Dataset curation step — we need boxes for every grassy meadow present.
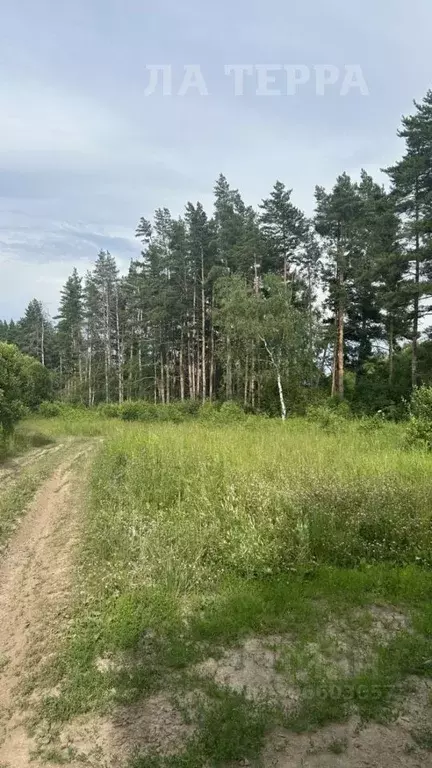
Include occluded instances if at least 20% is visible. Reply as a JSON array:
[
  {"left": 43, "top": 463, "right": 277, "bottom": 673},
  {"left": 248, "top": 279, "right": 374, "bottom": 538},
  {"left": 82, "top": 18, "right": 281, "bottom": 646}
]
[{"left": 20, "top": 411, "right": 432, "bottom": 765}]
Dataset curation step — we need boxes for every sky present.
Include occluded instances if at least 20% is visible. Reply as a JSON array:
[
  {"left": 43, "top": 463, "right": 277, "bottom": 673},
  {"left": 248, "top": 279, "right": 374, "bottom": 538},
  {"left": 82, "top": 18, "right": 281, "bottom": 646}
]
[{"left": 1, "top": 0, "right": 432, "bottom": 320}]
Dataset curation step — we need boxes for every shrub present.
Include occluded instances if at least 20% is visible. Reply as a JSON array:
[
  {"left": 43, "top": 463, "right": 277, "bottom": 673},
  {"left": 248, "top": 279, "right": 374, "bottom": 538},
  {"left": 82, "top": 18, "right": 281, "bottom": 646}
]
[
  {"left": 175, "top": 399, "right": 201, "bottom": 416},
  {"left": 405, "top": 417, "right": 432, "bottom": 450},
  {"left": 306, "top": 405, "right": 346, "bottom": 432},
  {"left": 120, "top": 402, "right": 149, "bottom": 421},
  {"left": 334, "top": 400, "right": 352, "bottom": 419},
  {"left": 155, "top": 404, "right": 185, "bottom": 423},
  {"left": 405, "top": 387, "right": 432, "bottom": 450},
  {"left": 38, "top": 401, "right": 62, "bottom": 418},
  {"left": 198, "top": 401, "right": 220, "bottom": 422},
  {"left": 218, "top": 401, "right": 246, "bottom": 422},
  {"left": 0, "top": 343, "right": 45, "bottom": 437},
  {"left": 97, "top": 403, "right": 121, "bottom": 419},
  {"left": 410, "top": 386, "right": 432, "bottom": 420},
  {"left": 357, "top": 412, "right": 385, "bottom": 432}
]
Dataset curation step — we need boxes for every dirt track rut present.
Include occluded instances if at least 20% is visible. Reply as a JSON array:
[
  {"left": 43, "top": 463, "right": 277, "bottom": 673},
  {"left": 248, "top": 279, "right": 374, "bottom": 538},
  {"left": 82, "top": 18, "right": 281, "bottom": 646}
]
[{"left": 0, "top": 446, "right": 91, "bottom": 767}]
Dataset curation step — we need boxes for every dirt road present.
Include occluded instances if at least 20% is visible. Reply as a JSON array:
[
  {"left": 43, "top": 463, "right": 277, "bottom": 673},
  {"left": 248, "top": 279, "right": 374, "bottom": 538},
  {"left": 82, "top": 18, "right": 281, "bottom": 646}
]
[{"left": 0, "top": 445, "right": 91, "bottom": 767}]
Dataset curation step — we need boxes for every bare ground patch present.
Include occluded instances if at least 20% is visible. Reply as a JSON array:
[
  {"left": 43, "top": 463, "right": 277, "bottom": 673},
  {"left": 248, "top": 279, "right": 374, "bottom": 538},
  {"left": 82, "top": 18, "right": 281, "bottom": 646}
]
[
  {"left": 195, "top": 635, "right": 299, "bottom": 707},
  {"left": 194, "top": 607, "right": 411, "bottom": 706},
  {"left": 262, "top": 679, "right": 432, "bottom": 767},
  {"left": 54, "top": 694, "right": 194, "bottom": 767}
]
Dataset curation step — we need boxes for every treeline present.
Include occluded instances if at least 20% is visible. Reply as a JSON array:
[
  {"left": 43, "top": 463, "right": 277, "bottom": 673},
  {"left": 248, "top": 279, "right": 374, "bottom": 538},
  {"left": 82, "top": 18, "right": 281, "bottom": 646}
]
[{"left": 3, "top": 90, "right": 432, "bottom": 417}]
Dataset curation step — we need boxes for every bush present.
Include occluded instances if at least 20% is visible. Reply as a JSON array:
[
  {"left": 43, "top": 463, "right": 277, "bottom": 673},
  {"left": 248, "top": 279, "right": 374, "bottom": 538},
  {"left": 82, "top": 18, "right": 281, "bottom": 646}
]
[
  {"left": 38, "top": 401, "right": 62, "bottom": 418},
  {"left": 334, "top": 400, "right": 352, "bottom": 419},
  {"left": 198, "top": 401, "right": 246, "bottom": 424},
  {"left": 410, "top": 386, "right": 432, "bottom": 420},
  {"left": 120, "top": 402, "right": 153, "bottom": 421},
  {"left": 155, "top": 404, "right": 185, "bottom": 423},
  {"left": 175, "top": 399, "right": 201, "bottom": 416},
  {"left": 218, "top": 401, "right": 246, "bottom": 422},
  {"left": 405, "top": 387, "right": 432, "bottom": 450},
  {"left": 357, "top": 412, "right": 385, "bottom": 432},
  {"left": 306, "top": 405, "right": 346, "bottom": 433},
  {"left": 198, "top": 401, "right": 220, "bottom": 422},
  {"left": 119, "top": 401, "right": 185, "bottom": 423},
  {"left": 0, "top": 343, "right": 51, "bottom": 439},
  {"left": 97, "top": 403, "right": 121, "bottom": 419},
  {"left": 405, "top": 417, "right": 432, "bottom": 450}
]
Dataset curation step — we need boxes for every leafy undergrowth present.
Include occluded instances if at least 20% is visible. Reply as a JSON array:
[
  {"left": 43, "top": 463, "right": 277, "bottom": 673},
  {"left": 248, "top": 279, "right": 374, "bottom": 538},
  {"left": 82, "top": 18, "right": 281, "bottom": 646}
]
[{"left": 29, "top": 418, "right": 432, "bottom": 766}]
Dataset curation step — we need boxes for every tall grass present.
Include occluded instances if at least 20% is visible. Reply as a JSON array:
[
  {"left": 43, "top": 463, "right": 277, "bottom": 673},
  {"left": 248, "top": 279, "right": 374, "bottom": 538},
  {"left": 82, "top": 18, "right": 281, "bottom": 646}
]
[
  {"left": 36, "top": 415, "right": 432, "bottom": 756},
  {"left": 84, "top": 419, "right": 432, "bottom": 596}
]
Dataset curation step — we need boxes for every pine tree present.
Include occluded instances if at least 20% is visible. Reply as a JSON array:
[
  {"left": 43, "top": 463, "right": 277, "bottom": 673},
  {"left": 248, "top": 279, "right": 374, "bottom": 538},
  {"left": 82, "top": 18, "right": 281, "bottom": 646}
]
[
  {"left": 315, "top": 174, "right": 362, "bottom": 400},
  {"left": 185, "top": 202, "right": 215, "bottom": 401},
  {"left": 384, "top": 91, "right": 432, "bottom": 388},
  {"left": 56, "top": 268, "right": 84, "bottom": 397},
  {"left": 19, "top": 299, "right": 51, "bottom": 367},
  {"left": 87, "top": 252, "right": 120, "bottom": 403},
  {"left": 260, "top": 181, "right": 307, "bottom": 285}
]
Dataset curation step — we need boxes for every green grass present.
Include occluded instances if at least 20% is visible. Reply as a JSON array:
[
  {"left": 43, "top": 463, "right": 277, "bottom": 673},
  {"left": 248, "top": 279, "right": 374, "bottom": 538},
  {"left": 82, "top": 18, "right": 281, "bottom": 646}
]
[
  {"left": 25, "top": 415, "right": 432, "bottom": 765},
  {"left": 0, "top": 424, "right": 54, "bottom": 462}
]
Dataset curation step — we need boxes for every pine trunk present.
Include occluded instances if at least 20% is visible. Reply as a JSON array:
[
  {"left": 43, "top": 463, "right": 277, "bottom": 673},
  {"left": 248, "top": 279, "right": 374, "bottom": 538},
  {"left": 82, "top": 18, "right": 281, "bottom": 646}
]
[
  {"left": 226, "top": 336, "right": 232, "bottom": 400},
  {"left": 128, "top": 343, "right": 133, "bottom": 400},
  {"left": 412, "top": 215, "right": 420, "bottom": 390},
  {"left": 179, "top": 329, "right": 185, "bottom": 401},
  {"left": 250, "top": 347, "right": 256, "bottom": 410},
  {"left": 160, "top": 350, "right": 165, "bottom": 403},
  {"left": 188, "top": 333, "right": 194, "bottom": 400},
  {"left": 201, "top": 248, "right": 206, "bottom": 403},
  {"left": 332, "top": 245, "right": 345, "bottom": 400},
  {"left": 209, "top": 315, "right": 215, "bottom": 402},
  {"left": 388, "top": 318, "right": 394, "bottom": 387},
  {"left": 244, "top": 354, "right": 249, "bottom": 407},
  {"left": 41, "top": 318, "right": 45, "bottom": 367},
  {"left": 116, "top": 290, "right": 123, "bottom": 404},
  {"left": 166, "top": 359, "right": 170, "bottom": 403},
  {"left": 87, "top": 342, "right": 92, "bottom": 407}
]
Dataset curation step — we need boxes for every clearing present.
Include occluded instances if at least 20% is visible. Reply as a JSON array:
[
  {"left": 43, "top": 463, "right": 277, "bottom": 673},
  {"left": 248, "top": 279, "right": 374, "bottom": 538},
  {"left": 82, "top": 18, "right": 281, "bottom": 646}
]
[{"left": 0, "top": 415, "right": 431, "bottom": 767}]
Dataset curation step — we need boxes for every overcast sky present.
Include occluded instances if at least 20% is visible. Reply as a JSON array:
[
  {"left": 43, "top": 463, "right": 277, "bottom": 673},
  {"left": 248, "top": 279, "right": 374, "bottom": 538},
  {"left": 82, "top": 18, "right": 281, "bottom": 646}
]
[{"left": 1, "top": 0, "right": 431, "bottom": 319}]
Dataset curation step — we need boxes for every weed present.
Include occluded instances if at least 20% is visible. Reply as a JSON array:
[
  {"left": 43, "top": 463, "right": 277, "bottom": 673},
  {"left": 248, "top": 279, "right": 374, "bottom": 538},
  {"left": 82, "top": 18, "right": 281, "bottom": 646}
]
[
  {"left": 411, "top": 728, "right": 432, "bottom": 750},
  {"left": 328, "top": 737, "right": 348, "bottom": 754}
]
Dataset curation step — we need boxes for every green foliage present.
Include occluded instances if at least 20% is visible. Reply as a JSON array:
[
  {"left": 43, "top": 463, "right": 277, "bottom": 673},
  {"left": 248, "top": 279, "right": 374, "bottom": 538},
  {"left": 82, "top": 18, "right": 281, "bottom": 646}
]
[
  {"left": 96, "top": 403, "right": 122, "bottom": 419},
  {"left": 120, "top": 401, "right": 158, "bottom": 421},
  {"left": 218, "top": 401, "right": 245, "bottom": 422},
  {"left": 120, "top": 402, "right": 186, "bottom": 423},
  {"left": 357, "top": 413, "right": 386, "bottom": 432},
  {"left": 0, "top": 343, "right": 51, "bottom": 440},
  {"left": 410, "top": 386, "right": 432, "bottom": 420},
  {"left": 405, "top": 387, "right": 432, "bottom": 449},
  {"left": 198, "top": 401, "right": 220, "bottom": 421},
  {"left": 405, "top": 417, "right": 432, "bottom": 450},
  {"left": 38, "top": 401, "right": 62, "bottom": 418},
  {"left": 306, "top": 404, "right": 347, "bottom": 432}
]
